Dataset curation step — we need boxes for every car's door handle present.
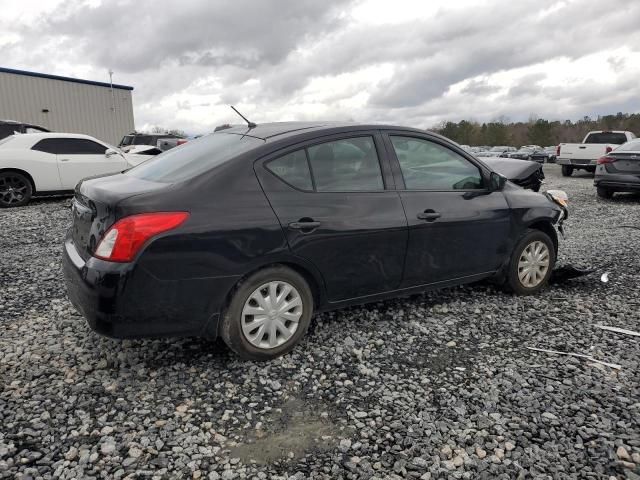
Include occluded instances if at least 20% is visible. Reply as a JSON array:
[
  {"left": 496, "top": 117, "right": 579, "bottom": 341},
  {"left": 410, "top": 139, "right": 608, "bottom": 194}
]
[
  {"left": 417, "top": 210, "right": 441, "bottom": 221},
  {"left": 289, "top": 220, "right": 321, "bottom": 230},
  {"left": 578, "top": 146, "right": 586, "bottom": 149},
  {"left": 60, "top": 158, "right": 70, "bottom": 162}
]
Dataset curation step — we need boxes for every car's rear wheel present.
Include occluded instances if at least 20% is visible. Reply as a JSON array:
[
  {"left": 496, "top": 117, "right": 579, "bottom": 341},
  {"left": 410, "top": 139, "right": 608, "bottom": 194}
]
[
  {"left": 506, "top": 229, "right": 555, "bottom": 295},
  {"left": 221, "top": 266, "right": 313, "bottom": 361},
  {"left": 0, "top": 171, "right": 32, "bottom": 208},
  {"left": 597, "top": 186, "right": 614, "bottom": 199},
  {"left": 561, "top": 165, "right": 573, "bottom": 177}
]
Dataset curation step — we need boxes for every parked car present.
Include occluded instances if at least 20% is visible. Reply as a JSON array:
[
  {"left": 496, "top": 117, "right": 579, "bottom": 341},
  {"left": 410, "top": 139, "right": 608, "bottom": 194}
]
[
  {"left": 557, "top": 131, "right": 636, "bottom": 176},
  {"left": 0, "top": 119, "right": 49, "bottom": 140},
  {"left": 0, "top": 133, "right": 130, "bottom": 207},
  {"left": 508, "top": 147, "right": 536, "bottom": 160},
  {"left": 594, "top": 138, "right": 640, "bottom": 198},
  {"left": 63, "top": 122, "right": 568, "bottom": 361},
  {"left": 543, "top": 146, "right": 557, "bottom": 163},
  {"left": 118, "top": 132, "right": 187, "bottom": 151},
  {"left": 479, "top": 157, "right": 545, "bottom": 191},
  {"left": 123, "top": 145, "right": 163, "bottom": 166},
  {"left": 527, "top": 149, "right": 555, "bottom": 164},
  {"left": 482, "top": 146, "right": 516, "bottom": 157}
]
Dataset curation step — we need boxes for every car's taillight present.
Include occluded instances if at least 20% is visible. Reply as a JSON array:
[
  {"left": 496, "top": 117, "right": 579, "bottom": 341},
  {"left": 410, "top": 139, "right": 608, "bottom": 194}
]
[
  {"left": 605, "top": 146, "right": 613, "bottom": 153},
  {"left": 597, "top": 156, "right": 615, "bottom": 165},
  {"left": 556, "top": 145, "right": 560, "bottom": 156},
  {"left": 94, "top": 212, "right": 189, "bottom": 262},
  {"left": 177, "top": 139, "right": 188, "bottom": 146}
]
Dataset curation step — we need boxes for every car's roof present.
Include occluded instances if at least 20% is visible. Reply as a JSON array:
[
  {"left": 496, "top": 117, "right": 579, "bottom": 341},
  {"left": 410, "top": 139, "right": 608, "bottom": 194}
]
[
  {"left": 15, "top": 132, "right": 100, "bottom": 140},
  {"left": 0, "top": 132, "right": 108, "bottom": 149},
  {"left": 217, "top": 121, "right": 428, "bottom": 141},
  {"left": 0, "top": 119, "right": 46, "bottom": 128}
]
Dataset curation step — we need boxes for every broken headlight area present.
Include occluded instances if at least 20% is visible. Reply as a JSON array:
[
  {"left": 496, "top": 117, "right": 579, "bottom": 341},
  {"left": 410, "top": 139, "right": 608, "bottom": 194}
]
[{"left": 545, "top": 189, "right": 569, "bottom": 236}]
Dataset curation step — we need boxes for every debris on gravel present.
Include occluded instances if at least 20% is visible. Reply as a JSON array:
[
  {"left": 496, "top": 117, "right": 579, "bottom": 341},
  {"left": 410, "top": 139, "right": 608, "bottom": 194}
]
[{"left": 1, "top": 167, "right": 639, "bottom": 479}]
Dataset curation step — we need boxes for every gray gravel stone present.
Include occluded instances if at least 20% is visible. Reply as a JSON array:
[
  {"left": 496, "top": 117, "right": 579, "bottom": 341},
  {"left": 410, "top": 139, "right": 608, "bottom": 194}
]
[{"left": 1, "top": 166, "right": 639, "bottom": 479}]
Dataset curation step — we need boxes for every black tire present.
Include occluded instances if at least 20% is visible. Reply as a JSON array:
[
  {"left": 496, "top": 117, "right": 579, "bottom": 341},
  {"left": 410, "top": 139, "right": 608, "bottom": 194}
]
[
  {"left": 220, "top": 265, "right": 313, "bottom": 361},
  {"left": 561, "top": 165, "right": 573, "bottom": 177},
  {"left": 597, "top": 187, "right": 613, "bottom": 199},
  {"left": 505, "top": 229, "right": 556, "bottom": 295},
  {"left": 0, "top": 171, "right": 33, "bottom": 208}
]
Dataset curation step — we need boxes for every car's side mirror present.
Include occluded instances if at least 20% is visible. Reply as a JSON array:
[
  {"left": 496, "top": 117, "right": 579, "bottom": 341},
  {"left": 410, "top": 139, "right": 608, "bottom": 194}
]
[
  {"left": 105, "top": 149, "right": 119, "bottom": 157},
  {"left": 489, "top": 171, "right": 507, "bottom": 191}
]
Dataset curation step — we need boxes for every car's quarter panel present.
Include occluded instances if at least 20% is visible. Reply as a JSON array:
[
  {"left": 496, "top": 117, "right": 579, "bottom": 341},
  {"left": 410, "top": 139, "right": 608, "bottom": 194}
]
[
  {"left": 58, "top": 154, "right": 125, "bottom": 189},
  {"left": 0, "top": 148, "right": 63, "bottom": 191},
  {"left": 255, "top": 132, "right": 408, "bottom": 302},
  {"left": 66, "top": 153, "right": 291, "bottom": 338}
]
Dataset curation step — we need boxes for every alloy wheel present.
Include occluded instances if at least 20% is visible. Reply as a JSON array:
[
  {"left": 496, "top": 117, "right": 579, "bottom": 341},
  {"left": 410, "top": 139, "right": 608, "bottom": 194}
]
[
  {"left": 0, "top": 174, "right": 28, "bottom": 206},
  {"left": 517, "top": 240, "right": 550, "bottom": 288},
  {"left": 241, "top": 281, "right": 303, "bottom": 349}
]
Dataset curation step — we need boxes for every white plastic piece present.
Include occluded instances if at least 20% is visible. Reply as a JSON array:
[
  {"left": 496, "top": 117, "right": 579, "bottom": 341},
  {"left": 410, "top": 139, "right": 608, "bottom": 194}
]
[
  {"left": 596, "top": 325, "right": 640, "bottom": 337},
  {"left": 526, "top": 346, "right": 621, "bottom": 370}
]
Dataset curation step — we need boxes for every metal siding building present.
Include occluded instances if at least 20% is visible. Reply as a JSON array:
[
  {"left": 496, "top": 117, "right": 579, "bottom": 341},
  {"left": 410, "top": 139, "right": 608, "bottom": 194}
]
[{"left": 0, "top": 67, "right": 134, "bottom": 145}]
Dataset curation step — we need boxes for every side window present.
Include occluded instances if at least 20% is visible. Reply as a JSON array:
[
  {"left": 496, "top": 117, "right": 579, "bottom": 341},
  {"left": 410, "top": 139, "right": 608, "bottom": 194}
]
[
  {"left": 65, "top": 139, "right": 108, "bottom": 155},
  {"left": 307, "top": 136, "right": 383, "bottom": 191},
  {"left": 266, "top": 150, "right": 313, "bottom": 191},
  {"left": 390, "top": 136, "right": 484, "bottom": 190},
  {"left": 32, "top": 138, "right": 107, "bottom": 155},
  {"left": 31, "top": 139, "right": 61, "bottom": 154}
]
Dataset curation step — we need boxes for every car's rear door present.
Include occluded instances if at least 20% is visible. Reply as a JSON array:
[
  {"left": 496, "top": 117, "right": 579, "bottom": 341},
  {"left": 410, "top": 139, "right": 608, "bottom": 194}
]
[
  {"left": 383, "top": 132, "right": 512, "bottom": 287},
  {"left": 255, "top": 132, "right": 408, "bottom": 302},
  {"left": 54, "top": 138, "right": 128, "bottom": 189}
]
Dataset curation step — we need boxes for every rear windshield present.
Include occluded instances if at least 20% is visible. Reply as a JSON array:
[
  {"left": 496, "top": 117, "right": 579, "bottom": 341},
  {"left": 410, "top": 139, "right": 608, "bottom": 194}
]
[
  {"left": 584, "top": 132, "right": 627, "bottom": 144},
  {"left": 125, "top": 133, "right": 264, "bottom": 183},
  {"left": 615, "top": 139, "right": 640, "bottom": 152}
]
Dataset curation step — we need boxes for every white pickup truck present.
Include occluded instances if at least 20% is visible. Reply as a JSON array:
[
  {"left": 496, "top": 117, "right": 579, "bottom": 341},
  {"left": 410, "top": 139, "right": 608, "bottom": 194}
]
[{"left": 556, "top": 130, "right": 636, "bottom": 176}]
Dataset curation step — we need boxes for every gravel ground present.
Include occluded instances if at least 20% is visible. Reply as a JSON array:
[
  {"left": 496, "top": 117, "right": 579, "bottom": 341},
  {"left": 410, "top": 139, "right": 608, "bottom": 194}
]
[{"left": 1, "top": 164, "right": 639, "bottom": 480}]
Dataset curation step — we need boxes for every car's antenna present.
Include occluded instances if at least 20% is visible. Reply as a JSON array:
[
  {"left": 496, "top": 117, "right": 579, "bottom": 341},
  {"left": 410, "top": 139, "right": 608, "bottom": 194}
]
[{"left": 230, "top": 106, "right": 257, "bottom": 128}]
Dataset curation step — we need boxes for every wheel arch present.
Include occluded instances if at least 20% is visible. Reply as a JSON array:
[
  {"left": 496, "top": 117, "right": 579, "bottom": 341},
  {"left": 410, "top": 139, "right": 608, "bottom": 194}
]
[
  {"left": 0, "top": 168, "right": 37, "bottom": 194},
  {"left": 215, "top": 258, "right": 327, "bottom": 336},
  {"left": 526, "top": 220, "right": 558, "bottom": 259}
]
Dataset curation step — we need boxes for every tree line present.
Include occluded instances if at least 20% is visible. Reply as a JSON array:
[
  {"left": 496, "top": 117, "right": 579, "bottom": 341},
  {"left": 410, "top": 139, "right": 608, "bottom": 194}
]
[{"left": 431, "top": 112, "right": 640, "bottom": 147}]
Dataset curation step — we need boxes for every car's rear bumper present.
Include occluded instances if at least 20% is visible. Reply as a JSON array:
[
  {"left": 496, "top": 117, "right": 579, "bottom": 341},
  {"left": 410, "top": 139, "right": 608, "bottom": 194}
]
[
  {"left": 62, "top": 233, "right": 236, "bottom": 339},
  {"left": 594, "top": 174, "right": 640, "bottom": 192},
  {"left": 557, "top": 157, "right": 596, "bottom": 166}
]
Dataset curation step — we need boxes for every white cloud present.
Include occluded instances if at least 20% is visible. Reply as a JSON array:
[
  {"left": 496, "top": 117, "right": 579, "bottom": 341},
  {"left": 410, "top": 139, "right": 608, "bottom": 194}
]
[{"left": 0, "top": 0, "right": 638, "bottom": 133}]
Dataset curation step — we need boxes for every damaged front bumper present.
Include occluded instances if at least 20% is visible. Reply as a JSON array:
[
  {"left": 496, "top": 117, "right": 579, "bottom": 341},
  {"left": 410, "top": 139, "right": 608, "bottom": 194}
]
[{"left": 545, "top": 189, "right": 569, "bottom": 238}]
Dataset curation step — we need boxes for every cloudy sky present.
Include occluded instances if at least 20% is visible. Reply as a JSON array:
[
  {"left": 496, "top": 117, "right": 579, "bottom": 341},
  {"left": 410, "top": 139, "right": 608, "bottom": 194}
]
[{"left": 1, "top": 0, "right": 639, "bottom": 133}]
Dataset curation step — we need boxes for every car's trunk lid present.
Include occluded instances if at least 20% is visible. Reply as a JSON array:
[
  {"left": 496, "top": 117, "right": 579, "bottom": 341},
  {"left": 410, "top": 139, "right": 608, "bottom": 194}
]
[
  {"left": 70, "top": 173, "right": 168, "bottom": 260},
  {"left": 608, "top": 152, "right": 640, "bottom": 174}
]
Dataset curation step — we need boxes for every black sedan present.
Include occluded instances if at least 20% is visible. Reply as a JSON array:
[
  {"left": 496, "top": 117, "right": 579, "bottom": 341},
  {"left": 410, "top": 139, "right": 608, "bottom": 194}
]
[{"left": 63, "top": 122, "right": 567, "bottom": 360}]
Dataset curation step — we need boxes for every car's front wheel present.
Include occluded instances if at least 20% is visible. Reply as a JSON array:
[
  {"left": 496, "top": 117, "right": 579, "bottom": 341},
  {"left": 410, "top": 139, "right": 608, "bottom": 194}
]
[
  {"left": 0, "top": 171, "right": 33, "bottom": 208},
  {"left": 506, "top": 229, "right": 555, "bottom": 295},
  {"left": 221, "top": 265, "right": 313, "bottom": 361},
  {"left": 561, "top": 165, "right": 573, "bottom": 177}
]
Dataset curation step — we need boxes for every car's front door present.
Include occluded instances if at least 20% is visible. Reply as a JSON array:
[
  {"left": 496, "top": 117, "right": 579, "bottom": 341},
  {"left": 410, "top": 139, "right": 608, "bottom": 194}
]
[
  {"left": 384, "top": 133, "right": 512, "bottom": 287},
  {"left": 256, "top": 133, "right": 408, "bottom": 302},
  {"left": 51, "top": 138, "right": 127, "bottom": 189}
]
